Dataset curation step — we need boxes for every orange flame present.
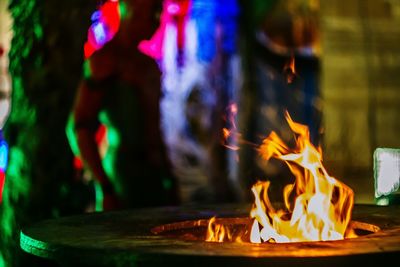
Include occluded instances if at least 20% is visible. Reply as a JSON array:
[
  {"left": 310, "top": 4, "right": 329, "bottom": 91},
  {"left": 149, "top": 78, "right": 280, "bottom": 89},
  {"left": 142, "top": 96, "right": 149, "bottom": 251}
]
[
  {"left": 205, "top": 217, "right": 246, "bottom": 243},
  {"left": 252, "top": 111, "right": 355, "bottom": 242},
  {"left": 222, "top": 128, "right": 240, "bottom": 151},
  {"left": 207, "top": 111, "right": 356, "bottom": 243},
  {"left": 284, "top": 56, "right": 297, "bottom": 84},
  {"left": 206, "top": 217, "right": 230, "bottom": 242}
]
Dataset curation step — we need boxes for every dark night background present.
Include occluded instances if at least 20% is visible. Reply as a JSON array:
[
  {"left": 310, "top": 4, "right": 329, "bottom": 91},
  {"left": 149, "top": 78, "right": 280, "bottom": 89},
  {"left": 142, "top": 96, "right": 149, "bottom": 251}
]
[{"left": 0, "top": 0, "right": 399, "bottom": 266}]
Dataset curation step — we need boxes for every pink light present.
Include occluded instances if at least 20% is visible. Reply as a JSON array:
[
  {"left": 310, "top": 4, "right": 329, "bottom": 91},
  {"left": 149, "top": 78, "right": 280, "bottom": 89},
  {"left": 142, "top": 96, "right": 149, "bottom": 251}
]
[
  {"left": 138, "top": 0, "right": 191, "bottom": 61},
  {"left": 167, "top": 3, "right": 180, "bottom": 15}
]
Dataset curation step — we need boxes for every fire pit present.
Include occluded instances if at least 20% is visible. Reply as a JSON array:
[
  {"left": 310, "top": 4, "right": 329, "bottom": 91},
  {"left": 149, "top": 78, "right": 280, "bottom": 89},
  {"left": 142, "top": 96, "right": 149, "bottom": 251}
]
[
  {"left": 20, "top": 113, "right": 400, "bottom": 266},
  {"left": 151, "top": 214, "right": 379, "bottom": 243},
  {"left": 20, "top": 203, "right": 400, "bottom": 267}
]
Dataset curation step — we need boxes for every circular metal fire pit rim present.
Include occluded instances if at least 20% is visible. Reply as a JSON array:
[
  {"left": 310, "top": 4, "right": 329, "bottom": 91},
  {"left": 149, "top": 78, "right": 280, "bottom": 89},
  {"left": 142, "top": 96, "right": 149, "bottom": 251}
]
[
  {"left": 19, "top": 204, "right": 400, "bottom": 265},
  {"left": 20, "top": 226, "right": 400, "bottom": 261},
  {"left": 151, "top": 217, "right": 381, "bottom": 236},
  {"left": 145, "top": 219, "right": 400, "bottom": 257}
]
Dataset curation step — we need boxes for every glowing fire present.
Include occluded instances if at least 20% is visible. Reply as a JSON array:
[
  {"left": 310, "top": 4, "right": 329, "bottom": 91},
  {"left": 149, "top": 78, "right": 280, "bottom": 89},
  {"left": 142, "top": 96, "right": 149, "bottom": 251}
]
[
  {"left": 207, "top": 112, "right": 356, "bottom": 243},
  {"left": 206, "top": 217, "right": 230, "bottom": 242},
  {"left": 284, "top": 56, "right": 297, "bottom": 84}
]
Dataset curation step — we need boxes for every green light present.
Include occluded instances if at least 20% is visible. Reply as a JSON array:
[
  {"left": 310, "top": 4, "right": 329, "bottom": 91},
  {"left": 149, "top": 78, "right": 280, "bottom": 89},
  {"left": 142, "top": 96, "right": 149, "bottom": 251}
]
[
  {"left": 163, "top": 178, "right": 172, "bottom": 190},
  {"left": 119, "top": 1, "right": 128, "bottom": 20},
  {"left": 0, "top": 252, "right": 5, "bottom": 267},
  {"left": 1, "top": 190, "right": 14, "bottom": 238},
  {"left": 20, "top": 230, "right": 51, "bottom": 256},
  {"left": 2, "top": 0, "right": 51, "bottom": 265},
  {"left": 94, "top": 180, "right": 104, "bottom": 212},
  {"left": 83, "top": 59, "right": 92, "bottom": 80},
  {"left": 376, "top": 197, "right": 389, "bottom": 206},
  {"left": 104, "top": 125, "right": 120, "bottom": 147},
  {"left": 5, "top": 148, "right": 32, "bottom": 202},
  {"left": 26, "top": 0, "right": 34, "bottom": 13},
  {"left": 33, "top": 22, "right": 43, "bottom": 39},
  {"left": 7, "top": 77, "right": 37, "bottom": 123},
  {"left": 99, "top": 111, "right": 120, "bottom": 194},
  {"left": 65, "top": 114, "right": 80, "bottom": 157}
]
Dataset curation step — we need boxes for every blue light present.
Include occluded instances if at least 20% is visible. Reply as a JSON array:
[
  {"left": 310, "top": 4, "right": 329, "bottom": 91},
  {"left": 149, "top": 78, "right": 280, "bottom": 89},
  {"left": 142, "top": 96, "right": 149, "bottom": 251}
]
[
  {"left": 216, "top": 0, "right": 239, "bottom": 55},
  {"left": 191, "top": 0, "right": 240, "bottom": 62},
  {"left": 191, "top": 0, "right": 217, "bottom": 63},
  {"left": 0, "top": 140, "right": 8, "bottom": 171},
  {"left": 91, "top": 10, "right": 102, "bottom": 22},
  {"left": 92, "top": 22, "right": 108, "bottom": 46}
]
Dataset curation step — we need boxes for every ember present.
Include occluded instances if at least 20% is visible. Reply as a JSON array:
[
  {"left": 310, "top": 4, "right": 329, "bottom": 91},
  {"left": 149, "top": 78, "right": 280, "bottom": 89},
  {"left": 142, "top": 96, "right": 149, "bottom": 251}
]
[{"left": 207, "top": 112, "right": 356, "bottom": 243}]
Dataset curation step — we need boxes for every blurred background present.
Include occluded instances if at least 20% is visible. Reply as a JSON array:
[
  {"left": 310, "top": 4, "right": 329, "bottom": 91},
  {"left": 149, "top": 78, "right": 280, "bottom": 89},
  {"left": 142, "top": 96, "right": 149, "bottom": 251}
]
[
  {"left": 320, "top": 0, "right": 400, "bottom": 204},
  {"left": 0, "top": 0, "right": 400, "bottom": 266}
]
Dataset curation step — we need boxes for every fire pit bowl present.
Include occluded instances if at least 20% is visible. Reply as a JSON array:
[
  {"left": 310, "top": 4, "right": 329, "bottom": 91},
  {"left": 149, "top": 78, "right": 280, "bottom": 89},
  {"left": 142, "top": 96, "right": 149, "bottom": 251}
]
[{"left": 20, "top": 204, "right": 400, "bottom": 267}]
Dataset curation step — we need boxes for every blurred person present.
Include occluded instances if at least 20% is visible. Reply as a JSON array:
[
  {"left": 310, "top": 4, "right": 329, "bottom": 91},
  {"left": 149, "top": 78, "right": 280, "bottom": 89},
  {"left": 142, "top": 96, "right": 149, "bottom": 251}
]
[{"left": 70, "top": 0, "right": 179, "bottom": 210}]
